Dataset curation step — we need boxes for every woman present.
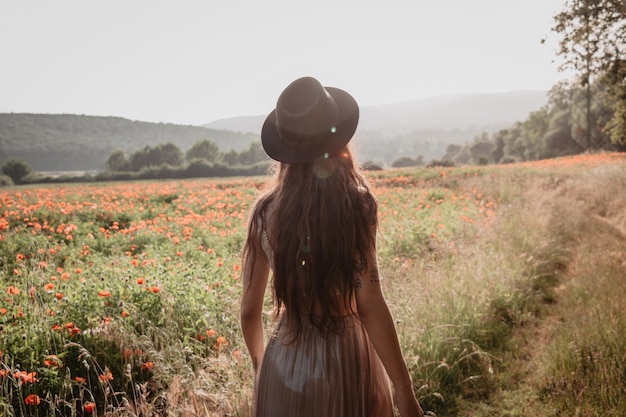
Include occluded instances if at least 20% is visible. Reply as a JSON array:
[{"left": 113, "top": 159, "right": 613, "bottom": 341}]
[{"left": 241, "top": 77, "right": 424, "bottom": 417}]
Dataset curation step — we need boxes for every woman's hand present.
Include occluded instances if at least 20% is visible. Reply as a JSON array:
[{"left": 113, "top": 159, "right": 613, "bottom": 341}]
[{"left": 396, "top": 386, "right": 424, "bottom": 417}]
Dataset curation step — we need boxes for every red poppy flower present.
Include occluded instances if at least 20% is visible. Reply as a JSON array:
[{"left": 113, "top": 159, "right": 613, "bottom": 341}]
[
  {"left": 84, "top": 402, "right": 96, "bottom": 413},
  {"left": 44, "top": 355, "right": 62, "bottom": 367},
  {"left": 99, "top": 371, "right": 113, "bottom": 382},
  {"left": 25, "top": 394, "right": 41, "bottom": 406},
  {"left": 15, "top": 371, "right": 38, "bottom": 384}
]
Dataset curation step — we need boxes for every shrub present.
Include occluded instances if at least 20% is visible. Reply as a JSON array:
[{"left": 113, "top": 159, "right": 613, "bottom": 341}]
[
  {"left": 0, "top": 174, "right": 14, "bottom": 187},
  {"left": 392, "top": 157, "right": 419, "bottom": 168},
  {"left": 1, "top": 158, "right": 33, "bottom": 184},
  {"left": 427, "top": 159, "right": 455, "bottom": 168},
  {"left": 361, "top": 160, "right": 383, "bottom": 171}
]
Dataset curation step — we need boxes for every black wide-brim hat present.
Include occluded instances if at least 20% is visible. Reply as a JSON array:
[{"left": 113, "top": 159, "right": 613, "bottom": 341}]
[{"left": 261, "top": 77, "right": 359, "bottom": 164}]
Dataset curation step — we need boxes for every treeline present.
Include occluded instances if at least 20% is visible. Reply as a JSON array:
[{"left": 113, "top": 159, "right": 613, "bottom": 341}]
[
  {"left": 99, "top": 139, "right": 270, "bottom": 181},
  {"left": 442, "top": 81, "right": 626, "bottom": 165},
  {"left": 356, "top": 126, "right": 499, "bottom": 168},
  {"left": 104, "top": 139, "right": 267, "bottom": 172},
  {"left": 0, "top": 140, "right": 271, "bottom": 186}
]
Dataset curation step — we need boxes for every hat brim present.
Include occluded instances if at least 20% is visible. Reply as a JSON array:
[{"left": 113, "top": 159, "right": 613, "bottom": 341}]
[{"left": 261, "top": 86, "right": 359, "bottom": 164}]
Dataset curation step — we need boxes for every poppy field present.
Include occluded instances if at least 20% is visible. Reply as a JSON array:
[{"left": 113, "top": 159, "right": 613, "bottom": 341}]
[{"left": 2, "top": 152, "right": 625, "bottom": 416}]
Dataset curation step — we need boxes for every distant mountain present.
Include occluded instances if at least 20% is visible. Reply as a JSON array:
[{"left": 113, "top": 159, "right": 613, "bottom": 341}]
[
  {"left": 204, "top": 115, "right": 267, "bottom": 135},
  {"left": 204, "top": 91, "right": 548, "bottom": 166},
  {"left": 204, "top": 91, "right": 548, "bottom": 135}
]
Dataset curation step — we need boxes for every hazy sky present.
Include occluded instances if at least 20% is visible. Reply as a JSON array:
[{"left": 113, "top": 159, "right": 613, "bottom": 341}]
[{"left": 1, "top": 0, "right": 572, "bottom": 126}]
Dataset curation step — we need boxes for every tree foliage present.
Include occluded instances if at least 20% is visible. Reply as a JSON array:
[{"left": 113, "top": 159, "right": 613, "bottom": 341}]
[
  {"left": 236, "top": 142, "right": 267, "bottom": 166},
  {"left": 552, "top": 0, "right": 625, "bottom": 77},
  {"left": 391, "top": 157, "right": 419, "bottom": 168},
  {"left": 1, "top": 158, "right": 33, "bottom": 184},
  {"left": 103, "top": 140, "right": 270, "bottom": 178},
  {"left": 157, "top": 142, "right": 184, "bottom": 167},
  {"left": 130, "top": 143, "right": 183, "bottom": 171},
  {"left": 551, "top": 0, "right": 626, "bottom": 144},
  {"left": 105, "top": 149, "right": 131, "bottom": 172},
  {"left": 186, "top": 139, "right": 220, "bottom": 163},
  {"left": 445, "top": 81, "right": 626, "bottom": 165}
]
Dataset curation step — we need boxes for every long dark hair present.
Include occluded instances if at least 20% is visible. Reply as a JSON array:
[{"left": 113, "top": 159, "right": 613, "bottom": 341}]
[{"left": 243, "top": 147, "right": 377, "bottom": 339}]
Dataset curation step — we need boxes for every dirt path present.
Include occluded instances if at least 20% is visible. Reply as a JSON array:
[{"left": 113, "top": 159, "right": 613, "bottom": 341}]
[{"left": 454, "top": 174, "right": 626, "bottom": 417}]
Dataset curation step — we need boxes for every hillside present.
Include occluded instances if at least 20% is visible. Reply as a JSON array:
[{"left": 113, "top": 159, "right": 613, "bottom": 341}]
[
  {"left": 0, "top": 114, "right": 259, "bottom": 171},
  {"left": 0, "top": 91, "right": 547, "bottom": 171}
]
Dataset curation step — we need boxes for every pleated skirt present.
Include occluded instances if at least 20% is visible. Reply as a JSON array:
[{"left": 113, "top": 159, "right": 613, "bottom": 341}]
[{"left": 254, "top": 314, "right": 393, "bottom": 417}]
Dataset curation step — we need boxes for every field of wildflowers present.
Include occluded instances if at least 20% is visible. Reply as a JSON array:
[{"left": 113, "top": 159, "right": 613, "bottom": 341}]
[{"left": 1, "top": 152, "right": 625, "bottom": 416}]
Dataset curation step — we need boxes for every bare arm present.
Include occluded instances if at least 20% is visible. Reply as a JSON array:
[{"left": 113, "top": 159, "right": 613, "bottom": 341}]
[
  {"left": 240, "top": 232, "right": 270, "bottom": 373},
  {"left": 356, "top": 227, "right": 424, "bottom": 417}
]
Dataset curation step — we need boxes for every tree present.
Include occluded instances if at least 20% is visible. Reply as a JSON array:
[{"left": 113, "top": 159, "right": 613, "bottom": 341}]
[
  {"left": 491, "top": 131, "right": 506, "bottom": 163},
  {"left": 601, "top": 59, "right": 626, "bottom": 145},
  {"left": 186, "top": 139, "right": 220, "bottom": 163},
  {"left": 131, "top": 146, "right": 152, "bottom": 172},
  {"left": 1, "top": 158, "right": 32, "bottom": 184},
  {"left": 237, "top": 142, "right": 267, "bottom": 166},
  {"left": 519, "top": 108, "right": 550, "bottom": 160},
  {"left": 501, "top": 123, "right": 526, "bottom": 161},
  {"left": 552, "top": 0, "right": 624, "bottom": 77},
  {"left": 569, "top": 83, "right": 614, "bottom": 149},
  {"left": 542, "top": 109, "right": 581, "bottom": 157},
  {"left": 130, "top": 143, "right": 183, "bottom": 171},
  {"left": 469, "top": 139, "right": 495, "bottom": 164},
  {"left": 155, "top": 142, "right": 183, "bottom": 167},
  {"left": 442, "top": 144, "right": 462, "bottom": 161},
  {"left": 222, "top": 149, "right": 239, "bottom": 166},
  {"left": 551, "top": 0, "right": 626, "bottom": 145},
  {"left": 105, "top": 149, "right": 131, "bottom": 172}
]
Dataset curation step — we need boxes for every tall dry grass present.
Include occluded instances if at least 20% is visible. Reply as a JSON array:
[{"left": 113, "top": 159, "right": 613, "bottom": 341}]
[
  {"left": 378, "top": 168, "right": 565, "bottom": 414},
  {"left": 534, "top": 163, "right": 626, "bottom": 416},
  {"left": 379, "top": 159, "right": 626, "bottom": 416}
]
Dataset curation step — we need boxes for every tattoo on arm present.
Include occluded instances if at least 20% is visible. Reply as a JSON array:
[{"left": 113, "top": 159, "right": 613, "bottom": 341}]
[{"left": 356, "top": 269, "right": 380, "bottom": 289}]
